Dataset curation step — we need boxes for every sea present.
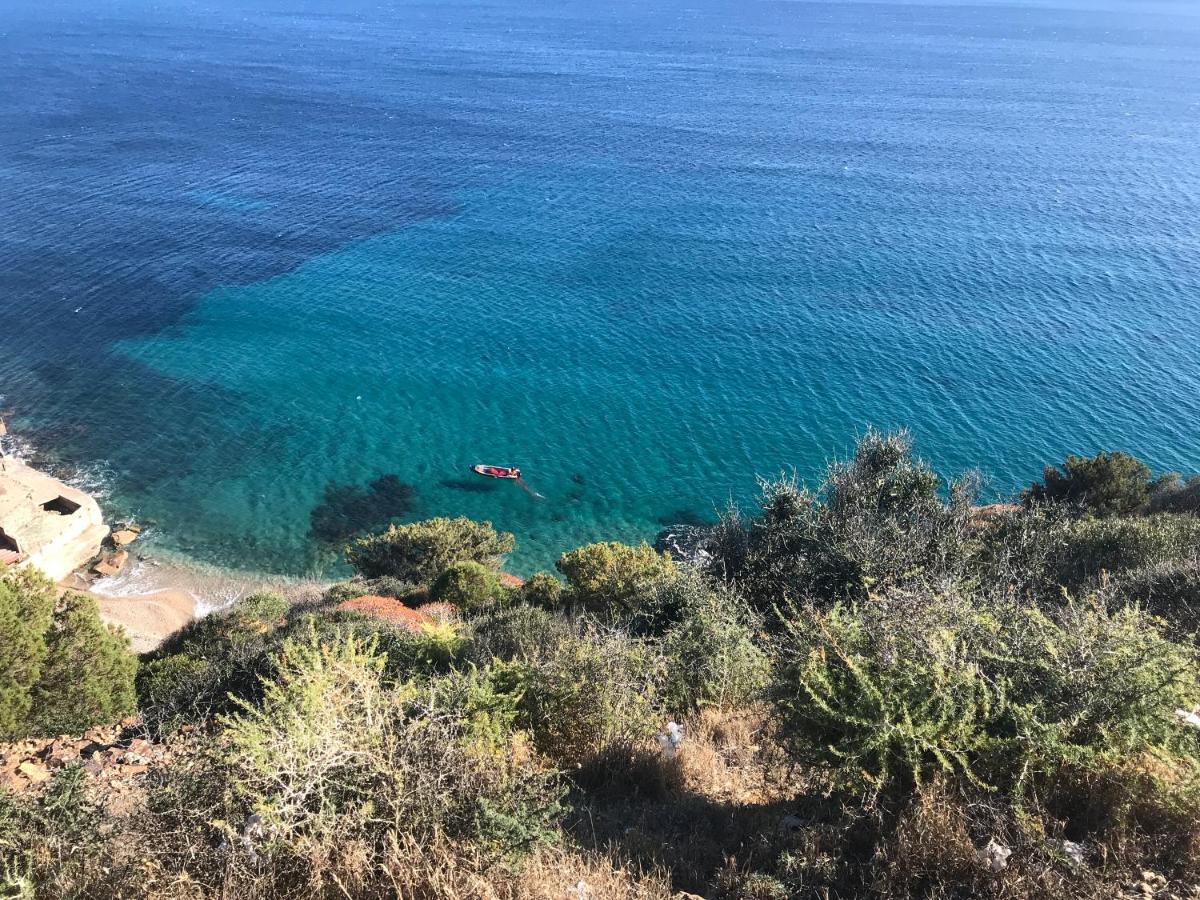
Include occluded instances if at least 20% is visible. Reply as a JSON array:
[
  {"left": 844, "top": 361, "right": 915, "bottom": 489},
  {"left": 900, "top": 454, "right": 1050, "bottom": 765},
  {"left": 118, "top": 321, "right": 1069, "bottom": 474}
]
[{"left": 2, "top": 0, "right": 1199, "bottom": 578}]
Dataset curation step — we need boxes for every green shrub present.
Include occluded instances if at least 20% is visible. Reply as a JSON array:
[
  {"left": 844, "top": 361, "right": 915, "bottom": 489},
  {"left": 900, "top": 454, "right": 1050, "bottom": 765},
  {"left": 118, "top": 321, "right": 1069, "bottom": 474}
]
[
  {"left": 1024, "top": 450, "right": 1152, "bottom": 517},
  {"left": 220, "top": 627, "right": 564, "bottom": 871},
  {"left": 221, "top": 628, "right": 401, "bottom": 844},
  {"left": 971, "top": 503, "right": 1070, "bottom": 600},
  {"left": 135, "top": 653, "right": 213, "bottom": 731},
  {"left": 430, "top": 560, "right": 506, "bottom": 612},
  {"left": 0, "top": 567, "right": 56, "bottom": 739},
  {"left": 771, "top": 589, "right": 1200, "bottom": 796},
  {"left": 398, "top": 618, "right": 466, "bottom": 673},
  {"left": 978, "top": 508, "right": 1200, "bottom": 599},
  {"left": 137, "top": 593, "right": 291, "bottom": 735},
  {"left": 346, "top": 516, "right": 514, "bottom": 583},
  {"left": 0, "top": 571, "right": 137, "bottom": 740},
  {"left": 1002, "top": 599, "right": 1199, "bottom": 773},
  {"left": 155, "top": 592, "right": 289, "bottom": 659},
  {"left": 1113, "top": 559, "right": 1200, "bottom": 636},
  {"left": 519, "top": 571, "right": 564, "bottom": 609},
  {"left": 555, "top": 541, "right": 677, "bottom": 618},
  {"left": 717, "top": 430, "right": 975, "bottom": 611},
  {"left": 703, "top": 504, "right": 752, "bottom": 582},
  {"left": 658, "top": 572, "right": 769, "bottom": 711},
  {"left": 286, "top": 607, "right": 464, "bottom": 681},
  {"left": 520, "top": 624, "right": 664, "bottom": 765},
  {"left": 465, "top": 603, "right": 565, "bottom": 664},
  {"left": 31, "top": 592, "right": 137, "bottom": 736},
  {"left": 1149, "top": 472, "right": 1200, "bottom": 516},
  {"left": 1047, "top": 514, "right": 1200, "bottom": 589},
  {"left": 429, "top": 661, "right": 528, "bottom": 757},
  {"left": 771, "top": 594, "right": 1000, "bottom": 793},
  {"left": 324, "top": 580, "right": 369, "bottom": 604}
]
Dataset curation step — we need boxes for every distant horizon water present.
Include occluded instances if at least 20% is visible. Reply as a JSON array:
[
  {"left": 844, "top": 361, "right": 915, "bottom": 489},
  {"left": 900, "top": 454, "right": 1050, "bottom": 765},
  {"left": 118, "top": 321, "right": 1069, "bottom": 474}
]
[{"left": 3, "top": 0, "right": 1199, "bottom": 578}]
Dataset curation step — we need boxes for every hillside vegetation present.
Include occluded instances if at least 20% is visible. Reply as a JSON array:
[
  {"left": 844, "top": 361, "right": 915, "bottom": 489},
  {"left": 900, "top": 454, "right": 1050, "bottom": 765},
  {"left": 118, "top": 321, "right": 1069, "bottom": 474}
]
[{"left": 2, "top": 431, "right": 1200, "bottom": 899}]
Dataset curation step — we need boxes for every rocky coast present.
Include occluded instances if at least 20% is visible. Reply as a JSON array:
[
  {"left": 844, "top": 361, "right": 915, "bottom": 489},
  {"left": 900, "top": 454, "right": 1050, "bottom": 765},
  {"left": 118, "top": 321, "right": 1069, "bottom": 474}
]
[{"left": 1, "top": 423, "right": 322, "bottom": 652}]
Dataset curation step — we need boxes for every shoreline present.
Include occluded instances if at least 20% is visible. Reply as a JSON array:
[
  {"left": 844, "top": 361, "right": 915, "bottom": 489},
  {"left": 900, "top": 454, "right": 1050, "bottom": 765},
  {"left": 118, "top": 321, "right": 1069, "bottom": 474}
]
[
  {"left": 3, "top": 418, "right": 329, "bottom": 652},
  {"left": 77, "top": 555, "right": 329, "bottom": 653},
  {"left": 90, "top": 589, "right": 196, "bottom": 655}
]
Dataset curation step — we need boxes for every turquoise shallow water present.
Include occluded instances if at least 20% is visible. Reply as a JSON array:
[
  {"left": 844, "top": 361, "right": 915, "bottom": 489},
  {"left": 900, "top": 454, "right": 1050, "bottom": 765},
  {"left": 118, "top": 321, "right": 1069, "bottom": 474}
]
[{"left": 2, "top": 0, "right": 1200, "bottom": 575}]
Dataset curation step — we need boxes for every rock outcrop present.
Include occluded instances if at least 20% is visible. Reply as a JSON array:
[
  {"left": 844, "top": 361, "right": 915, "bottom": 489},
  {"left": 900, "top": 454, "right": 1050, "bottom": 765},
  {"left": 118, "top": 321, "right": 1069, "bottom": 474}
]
[
  {"left": 654, "top": 523, "right": 716, "bottom": 568},
  {"left": 0, "top": 457, "right": 108, "bottom": 580}
]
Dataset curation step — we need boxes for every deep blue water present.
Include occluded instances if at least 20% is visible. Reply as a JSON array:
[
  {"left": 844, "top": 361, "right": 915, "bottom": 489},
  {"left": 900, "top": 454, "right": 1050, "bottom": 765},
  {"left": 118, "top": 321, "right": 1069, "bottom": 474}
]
[{"left": 2, "top": 0, "right": 1199, "bottom": 576}]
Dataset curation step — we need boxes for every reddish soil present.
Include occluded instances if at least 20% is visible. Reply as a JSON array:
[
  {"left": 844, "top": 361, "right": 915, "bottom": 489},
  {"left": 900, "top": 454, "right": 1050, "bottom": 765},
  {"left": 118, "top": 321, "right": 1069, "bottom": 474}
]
[{"left": 337, "top": 595, "right": 434, "bottom": 632}]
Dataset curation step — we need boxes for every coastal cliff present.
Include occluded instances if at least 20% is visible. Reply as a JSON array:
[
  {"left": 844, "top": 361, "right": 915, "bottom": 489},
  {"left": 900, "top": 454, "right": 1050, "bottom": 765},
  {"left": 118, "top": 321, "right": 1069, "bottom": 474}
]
[{"left": 0, "top": 456, "right": 108, "bottom": 581}]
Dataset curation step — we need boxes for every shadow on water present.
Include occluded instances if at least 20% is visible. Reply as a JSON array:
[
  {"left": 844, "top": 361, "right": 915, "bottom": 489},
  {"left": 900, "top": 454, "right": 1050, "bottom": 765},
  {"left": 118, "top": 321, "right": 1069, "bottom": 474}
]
[
  {"left": 309, "top": 474, "right": 416, "bottom": 544},
  {"left": 439, "top": 477, "right": 497, "bottom": 494},
  {"left": 656, "top": 508, "right": 717, "bottom": 528}
]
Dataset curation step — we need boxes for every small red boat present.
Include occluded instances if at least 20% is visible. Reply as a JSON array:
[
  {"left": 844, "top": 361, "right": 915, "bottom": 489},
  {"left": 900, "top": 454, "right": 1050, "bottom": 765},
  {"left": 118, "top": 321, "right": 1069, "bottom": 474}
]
[{"left": 472, "top": 464, "right": 521, "bottom": 480}]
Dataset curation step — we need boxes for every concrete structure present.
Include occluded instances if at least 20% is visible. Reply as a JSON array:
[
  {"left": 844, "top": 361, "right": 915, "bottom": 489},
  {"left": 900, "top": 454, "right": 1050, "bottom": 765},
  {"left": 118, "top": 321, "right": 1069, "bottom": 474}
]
[{"left": 0, "top": 456, "right": 108, "bottom": 581}]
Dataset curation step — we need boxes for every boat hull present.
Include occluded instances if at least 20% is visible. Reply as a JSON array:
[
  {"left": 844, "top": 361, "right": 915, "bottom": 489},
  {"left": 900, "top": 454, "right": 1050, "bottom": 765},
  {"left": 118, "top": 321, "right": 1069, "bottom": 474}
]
[{"left": 471, "top": 464, "right": 520, "bottom": 480}]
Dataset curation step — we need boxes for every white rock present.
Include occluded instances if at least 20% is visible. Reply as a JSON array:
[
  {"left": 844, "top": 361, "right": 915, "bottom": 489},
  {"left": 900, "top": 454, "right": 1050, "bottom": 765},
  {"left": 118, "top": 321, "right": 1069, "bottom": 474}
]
[
  {"left": 1174, "top": 706, "right": 1200, "bottom": 729},
  {"left": 976, "top": 838, "right": 1012, "bottom": 873},
  {"left": 656, "top": 721, "right": 683, "bottom": 758},
  {"left": 1060, "top": 839, "right": 1085, "bottom": 868}
]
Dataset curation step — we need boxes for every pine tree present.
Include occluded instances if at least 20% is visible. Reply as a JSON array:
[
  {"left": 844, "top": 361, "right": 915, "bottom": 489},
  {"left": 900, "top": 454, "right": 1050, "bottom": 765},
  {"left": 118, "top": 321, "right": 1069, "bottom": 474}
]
[
  {"left": 0, "top": 566, "right": 56, "bottom": 739},
  {"left": 31, "top": 592, "right": 137, "bottom": 736}
]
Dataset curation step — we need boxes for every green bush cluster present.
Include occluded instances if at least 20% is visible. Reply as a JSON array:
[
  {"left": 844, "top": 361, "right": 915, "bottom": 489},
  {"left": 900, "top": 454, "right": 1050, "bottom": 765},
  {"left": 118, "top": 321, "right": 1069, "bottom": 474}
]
[
  {"left": 515, "top": 622, "right": 665, "bottom": 766},
  {"left": 1149, "top": 472, "right": 1200, "bottom": 515},
  {"left": 974, "top": 505, "right": 1200, "bottom": 601},
  {"left": 0, "top": 567, "right": 136, "bottom": 739},
  {"left": 429, "top": 560, "right": 507, "bottom": 612},
  {"left": 1025, "top": 450, "right": 1153, "bottom": 517},
  {"left": 555, "top": 540, "right": 677, "bottom": 617},
  {"left": 656, "top": 573, "right": 769, "bottom": 712},
  {"left": 771, "top": 587, "right": 1199, "bottom": 796},
  {"left": 710, "top": 430, "right": 976, "bottom": 612},
  {"left": 152, "top": 627, "right": 566, "bottom": 893},
  {"left": 136, "top": 592, "right": 290, "bottom": 736},
  {"left": 518, "top": 571, "right": 564, "bottom": 608},
  {"left": 345, "top": 516, "right": 514, "bottom": 583},
  {"left": 0, "top": 567, "right": 56, "bottom": 738},
  {"left": 9, "top": 431, "right": 1200, "bottom": 900},
  {"left": 1113, "top": 558, "right": 1200, "bottom": 636},
  {"left": 32, "top": 593, "right": 138, "bottom": 737},
  {"left": 465, "top": 602, "right": 565, "bottom": 664},
  {"left": 1047, "top": 514, "right": 1200, "bottom": 589},
  {"left": 772, "top": 593, "right": 1000, "bottom": 792},
  {"left": 1024, "top": 449, "right": 1200, "bottom": 520}
]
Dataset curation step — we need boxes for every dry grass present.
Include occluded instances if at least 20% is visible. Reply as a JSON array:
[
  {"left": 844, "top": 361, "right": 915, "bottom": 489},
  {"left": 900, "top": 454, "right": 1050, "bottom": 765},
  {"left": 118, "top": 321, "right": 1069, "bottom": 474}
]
[
  {"left": 97, "top": 833, "right": 674, "bottom": 900},
  {"left": 516, "top": 846, "right": 673, "bottom": 900},
  {"left": 11, "top": 705, "right": 1200, "bottom": 900},
  {"left": 674, "top": 707, "right": 793, "bottom": 805},
  {"left": 565, "top": 707, "right": 806, "bottom": 896},
  {"left": 876, "top": 779, "right": 992, "bottom": 898}
]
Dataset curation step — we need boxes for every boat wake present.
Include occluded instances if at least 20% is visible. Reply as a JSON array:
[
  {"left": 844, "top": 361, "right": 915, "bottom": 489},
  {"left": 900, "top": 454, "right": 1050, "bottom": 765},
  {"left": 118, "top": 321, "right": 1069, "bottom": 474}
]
[{"left": 516, "top": 478, "right": 546, "bottom": 500}]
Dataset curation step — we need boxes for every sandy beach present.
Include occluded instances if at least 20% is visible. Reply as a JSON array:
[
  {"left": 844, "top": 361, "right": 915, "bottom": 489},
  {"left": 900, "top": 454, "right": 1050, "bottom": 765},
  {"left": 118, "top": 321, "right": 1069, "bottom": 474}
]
[
  {"left": 77, "top": 556, "right": 328, "bottom": 654},
  {"left": 92, "top": 589, "right": 196, "bottom": 654}
]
